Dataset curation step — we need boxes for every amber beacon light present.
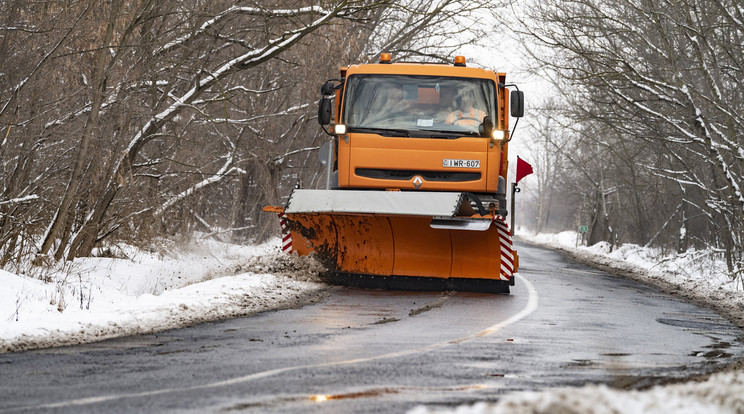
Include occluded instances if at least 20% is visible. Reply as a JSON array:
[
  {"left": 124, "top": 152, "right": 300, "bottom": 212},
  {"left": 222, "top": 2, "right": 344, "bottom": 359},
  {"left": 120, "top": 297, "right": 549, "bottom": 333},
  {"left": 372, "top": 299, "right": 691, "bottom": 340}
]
[{"left": 379, "top": 53, "right": 392, "bottom": 63}]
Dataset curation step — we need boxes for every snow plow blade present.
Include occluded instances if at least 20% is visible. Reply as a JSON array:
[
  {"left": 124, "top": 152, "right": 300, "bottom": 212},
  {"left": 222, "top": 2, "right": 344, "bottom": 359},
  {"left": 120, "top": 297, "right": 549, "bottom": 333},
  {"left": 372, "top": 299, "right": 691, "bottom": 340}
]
[{"left": 264, "top": 189, "right": 518, "bottom": 294}]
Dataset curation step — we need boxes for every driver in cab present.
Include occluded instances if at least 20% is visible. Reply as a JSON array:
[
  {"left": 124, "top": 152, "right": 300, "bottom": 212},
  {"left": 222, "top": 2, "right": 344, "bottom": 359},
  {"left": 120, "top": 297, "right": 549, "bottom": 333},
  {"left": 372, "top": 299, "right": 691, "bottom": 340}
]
[{"left": 445, "top": 91, "right": 486, "bottom": 127}]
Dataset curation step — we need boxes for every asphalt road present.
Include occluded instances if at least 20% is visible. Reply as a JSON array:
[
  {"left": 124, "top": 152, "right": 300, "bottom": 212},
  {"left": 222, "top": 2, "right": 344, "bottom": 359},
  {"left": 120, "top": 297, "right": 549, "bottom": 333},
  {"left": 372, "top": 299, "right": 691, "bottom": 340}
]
[{"left": 1, "top": 243, "right": 743, "bottom": 413}]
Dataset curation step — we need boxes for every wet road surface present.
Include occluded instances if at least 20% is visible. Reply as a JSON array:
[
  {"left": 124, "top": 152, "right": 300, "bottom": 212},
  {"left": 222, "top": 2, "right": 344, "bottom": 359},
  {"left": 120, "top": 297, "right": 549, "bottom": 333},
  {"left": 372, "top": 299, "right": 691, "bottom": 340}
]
[{"left": 1, "top": 243, "right": 743, "bottom": 413}]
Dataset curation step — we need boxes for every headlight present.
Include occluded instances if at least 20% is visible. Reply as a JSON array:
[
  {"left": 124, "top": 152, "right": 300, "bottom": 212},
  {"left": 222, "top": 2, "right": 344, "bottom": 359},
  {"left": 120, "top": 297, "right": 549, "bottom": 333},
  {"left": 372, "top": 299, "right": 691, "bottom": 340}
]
[
  {"left": 333, "top": 124, "right": 347, "bottom": 135},
  {"left": 492, "top": 130, "right": 507, "bottom": 141}
]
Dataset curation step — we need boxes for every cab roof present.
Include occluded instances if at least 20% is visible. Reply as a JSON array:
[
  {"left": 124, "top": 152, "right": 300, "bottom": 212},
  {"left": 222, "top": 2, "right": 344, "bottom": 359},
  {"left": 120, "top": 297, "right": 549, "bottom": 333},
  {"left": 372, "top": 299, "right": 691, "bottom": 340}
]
[{"left": 343, "top": 61, "right": 504, "bottom": 82}]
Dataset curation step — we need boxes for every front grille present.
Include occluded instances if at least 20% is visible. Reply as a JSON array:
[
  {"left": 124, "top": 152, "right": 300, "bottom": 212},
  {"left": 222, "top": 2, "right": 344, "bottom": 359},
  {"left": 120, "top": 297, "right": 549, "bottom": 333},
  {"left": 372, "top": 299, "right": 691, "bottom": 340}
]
[{"left": 356, "top": 168, "right": 480, "bottom": 182}]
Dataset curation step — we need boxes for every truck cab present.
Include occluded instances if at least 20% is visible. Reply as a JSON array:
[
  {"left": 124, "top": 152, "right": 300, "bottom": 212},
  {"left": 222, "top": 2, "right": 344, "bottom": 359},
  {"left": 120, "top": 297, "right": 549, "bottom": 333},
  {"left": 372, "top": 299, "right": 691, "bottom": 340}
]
[{"left": 319, "top": 54, "right": 522, "bottom": 217}]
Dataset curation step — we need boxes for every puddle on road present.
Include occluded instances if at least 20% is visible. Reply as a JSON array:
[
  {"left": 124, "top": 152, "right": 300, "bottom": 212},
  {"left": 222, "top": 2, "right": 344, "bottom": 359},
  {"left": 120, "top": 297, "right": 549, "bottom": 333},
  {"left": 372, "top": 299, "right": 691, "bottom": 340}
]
[
  {"left": 221, "top": 383, "right": 489, "bottom": 411},
  {"left": 372, "top": 317, "right": 401, "bottom": 325},
  {"left": 563, "top": 359, "right": 597, "bottom": 368},
  {"left": 308, "top": 388, "right": 400, "bottom": 402},
  {"left": 696, "top": 350, "right": 733, "bottom": 359},
  {"left": 690, "top": 341, "right": 734, "bottom": 359},
  {"left": 656, "top": 318, "right": 737, "bottom": 331},
  {"left": 655, "top": 313, "right": 744, "bottom": 362}
]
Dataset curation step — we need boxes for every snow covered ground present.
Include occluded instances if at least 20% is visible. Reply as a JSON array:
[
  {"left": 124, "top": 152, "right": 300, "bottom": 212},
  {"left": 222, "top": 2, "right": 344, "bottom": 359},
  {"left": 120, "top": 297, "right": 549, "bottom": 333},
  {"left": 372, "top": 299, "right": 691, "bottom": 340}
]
[
  {"left": 1, "top": 232, "right": 743, "bottom": 413},
  {"left": 0, "top": 238, "right": 328, "bottom": 353}
]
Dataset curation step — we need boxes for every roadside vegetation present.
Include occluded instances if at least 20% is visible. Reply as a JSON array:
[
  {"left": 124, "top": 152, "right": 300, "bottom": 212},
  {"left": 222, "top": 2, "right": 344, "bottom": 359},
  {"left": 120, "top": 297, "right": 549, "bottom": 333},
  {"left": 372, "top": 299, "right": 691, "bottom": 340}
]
[
  {"left": 508, "top": 0, "right": 744, "bottom": 283},
  {"left": 2, "top": 0, "right": 740, "bottom": 286},
  {"left": 0, "top": 0, "right": 492, "bottom": 269}
]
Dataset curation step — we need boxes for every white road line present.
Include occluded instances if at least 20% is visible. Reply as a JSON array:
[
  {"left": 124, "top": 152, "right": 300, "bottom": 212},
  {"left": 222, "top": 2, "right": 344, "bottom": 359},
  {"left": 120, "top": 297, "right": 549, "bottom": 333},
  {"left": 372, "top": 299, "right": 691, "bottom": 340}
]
[{"left": 5, "top": 277, "right": 539, "bottom": 412}]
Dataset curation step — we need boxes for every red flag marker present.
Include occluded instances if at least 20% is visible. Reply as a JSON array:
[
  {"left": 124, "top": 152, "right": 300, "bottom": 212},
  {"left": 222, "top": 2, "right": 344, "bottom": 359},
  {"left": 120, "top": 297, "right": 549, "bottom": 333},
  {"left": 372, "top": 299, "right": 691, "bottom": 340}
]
[{"left": 516, "top": 156, "right": 533, "bottom": 184}]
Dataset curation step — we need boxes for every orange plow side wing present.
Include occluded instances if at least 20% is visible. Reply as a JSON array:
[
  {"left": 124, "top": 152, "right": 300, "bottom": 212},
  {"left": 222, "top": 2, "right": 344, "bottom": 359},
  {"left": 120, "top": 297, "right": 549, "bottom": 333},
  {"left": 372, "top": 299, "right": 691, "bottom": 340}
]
[{"left": 279, "top": 211, "right": 516, "bottom": 282}]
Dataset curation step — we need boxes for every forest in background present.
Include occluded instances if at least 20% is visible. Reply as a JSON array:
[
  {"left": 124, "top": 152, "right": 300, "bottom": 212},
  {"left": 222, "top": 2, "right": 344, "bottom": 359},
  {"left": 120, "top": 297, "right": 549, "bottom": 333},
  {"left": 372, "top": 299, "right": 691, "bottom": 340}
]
[
  {"left": 513, "top": 0, "right": 743, "bottom": 278},
  {"left": 1, "top": 0, "right": 742, "bottom": 281},
  {"left": 0, "top": 0, "right": 492, "bottom": 267}
]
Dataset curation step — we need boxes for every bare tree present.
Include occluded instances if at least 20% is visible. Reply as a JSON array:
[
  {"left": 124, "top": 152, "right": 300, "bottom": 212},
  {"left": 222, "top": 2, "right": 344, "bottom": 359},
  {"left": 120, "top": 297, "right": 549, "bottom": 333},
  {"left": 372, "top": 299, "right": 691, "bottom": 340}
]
[
  {"left": 0, "top": 0, "right": 502, "bottom": 268},
  {"left": 509, "top": 0, "right": 743, "bottom": 272}
]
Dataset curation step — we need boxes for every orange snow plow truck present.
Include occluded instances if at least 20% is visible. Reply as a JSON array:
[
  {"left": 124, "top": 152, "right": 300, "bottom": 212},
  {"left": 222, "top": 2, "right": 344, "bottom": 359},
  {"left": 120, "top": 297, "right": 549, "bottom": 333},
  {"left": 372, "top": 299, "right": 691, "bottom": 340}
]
[{"left": 265, "top": 53, "right": 524, "bottom": 294}]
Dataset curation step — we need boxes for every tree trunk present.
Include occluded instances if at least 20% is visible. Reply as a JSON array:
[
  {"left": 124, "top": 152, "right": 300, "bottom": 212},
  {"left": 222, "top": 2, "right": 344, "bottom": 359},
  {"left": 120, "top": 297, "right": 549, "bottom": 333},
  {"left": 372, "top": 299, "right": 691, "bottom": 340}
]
[
  {"left": 67, "top": 184, "right": 119, "bottom": 259},
  {"left": 38, "top": 0, "right": 121, "bottom": 258},
  {"left": 588, "top": 189, "right": 608, "bottom": 246}
]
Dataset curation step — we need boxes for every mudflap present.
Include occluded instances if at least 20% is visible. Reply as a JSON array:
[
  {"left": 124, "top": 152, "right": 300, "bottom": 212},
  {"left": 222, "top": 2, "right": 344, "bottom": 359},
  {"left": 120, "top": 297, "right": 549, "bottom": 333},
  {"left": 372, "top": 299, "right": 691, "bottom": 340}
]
[{"left": 264, "top": 204, "right": 517, "bottom": 294}]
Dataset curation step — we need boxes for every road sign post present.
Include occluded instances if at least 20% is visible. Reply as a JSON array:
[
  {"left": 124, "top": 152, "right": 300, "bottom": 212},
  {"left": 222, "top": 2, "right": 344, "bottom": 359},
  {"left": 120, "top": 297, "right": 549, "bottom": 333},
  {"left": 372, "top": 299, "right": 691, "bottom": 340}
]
[
  {"left": 577, "top": 225, "right": 588, "bottom": 247},
  {"left": 511, "top": 182, "right": 520, "bottom": 235}
]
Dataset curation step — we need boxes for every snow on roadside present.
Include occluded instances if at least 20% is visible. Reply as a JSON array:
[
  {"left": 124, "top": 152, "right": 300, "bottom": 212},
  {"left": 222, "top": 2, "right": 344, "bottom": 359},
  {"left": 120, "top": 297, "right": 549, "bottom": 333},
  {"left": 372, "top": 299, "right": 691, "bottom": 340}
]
[
  {"left": 409, "top": 370, "right": 744, "bottom": 414},
  {"left": 0, "top": 238, "right": 328, "bottom": 353},
  {"left": 410, "top": 231, "right": 744, "bottom": 414}
]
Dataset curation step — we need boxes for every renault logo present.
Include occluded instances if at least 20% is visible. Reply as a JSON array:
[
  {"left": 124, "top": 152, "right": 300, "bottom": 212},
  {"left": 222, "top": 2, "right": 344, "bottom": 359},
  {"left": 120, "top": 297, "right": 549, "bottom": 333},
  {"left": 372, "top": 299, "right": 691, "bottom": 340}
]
[{"left": 412, "top": 176, "right": 423, "bottom": 189}]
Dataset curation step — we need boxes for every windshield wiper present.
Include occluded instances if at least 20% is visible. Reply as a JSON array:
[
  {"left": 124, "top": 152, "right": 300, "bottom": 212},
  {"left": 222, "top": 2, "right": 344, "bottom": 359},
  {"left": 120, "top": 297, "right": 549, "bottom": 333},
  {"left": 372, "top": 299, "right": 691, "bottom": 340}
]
[
  {"left": 348, "top": 127, "right": 410, "bottom": 137},
  {"left": 418, "top": 129, "right": 482, "bottom": 138}
]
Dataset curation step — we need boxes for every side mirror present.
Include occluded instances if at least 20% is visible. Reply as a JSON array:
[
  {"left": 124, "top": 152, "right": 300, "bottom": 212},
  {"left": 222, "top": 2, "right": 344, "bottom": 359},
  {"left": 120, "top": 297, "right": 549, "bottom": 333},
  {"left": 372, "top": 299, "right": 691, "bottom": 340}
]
[
  {"left": 479, "top": 116, "right": 493, "bottom": 137},
  {"left": 318, "top": 80, "right": 339, "bottom": 126},
  {"left": 321, "top": 81, "right": 336, "bottom": 96},
  {"left": 318, "top": 97, "right": 332, "bottom": 125},
  {"left": 511, "top": 90, "right": 524, "bottom": 118}
]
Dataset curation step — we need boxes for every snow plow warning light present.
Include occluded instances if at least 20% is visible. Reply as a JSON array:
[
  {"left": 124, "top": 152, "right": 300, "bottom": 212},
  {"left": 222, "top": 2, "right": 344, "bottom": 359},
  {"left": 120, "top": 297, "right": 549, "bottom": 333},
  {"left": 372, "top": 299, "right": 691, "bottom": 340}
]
[
  {"left": 380, "top": 53, "right": 392, "bottom": 64},
  {"left": 454, "top": 56, "right": 466, "bottom": 66}
]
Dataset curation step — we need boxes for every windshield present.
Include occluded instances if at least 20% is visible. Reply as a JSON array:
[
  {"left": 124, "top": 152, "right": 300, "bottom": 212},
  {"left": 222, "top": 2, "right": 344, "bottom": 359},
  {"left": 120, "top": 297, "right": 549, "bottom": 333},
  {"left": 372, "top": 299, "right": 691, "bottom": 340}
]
[{"left": 341, "top": 74, "right": 496, "bottom": 137}]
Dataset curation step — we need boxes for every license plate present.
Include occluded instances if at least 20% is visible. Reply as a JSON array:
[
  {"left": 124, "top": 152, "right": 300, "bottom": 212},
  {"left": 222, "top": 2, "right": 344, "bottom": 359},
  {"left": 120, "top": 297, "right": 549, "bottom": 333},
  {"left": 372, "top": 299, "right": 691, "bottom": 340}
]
[{"left": 443, "top": 159, "right": 480, "bottom": 168}]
